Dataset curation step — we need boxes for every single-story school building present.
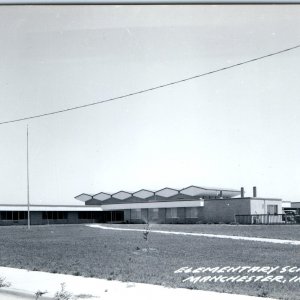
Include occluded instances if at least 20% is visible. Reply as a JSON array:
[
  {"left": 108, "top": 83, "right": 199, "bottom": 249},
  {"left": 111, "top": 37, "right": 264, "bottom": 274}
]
[{"left": 0, "top": 185, "right": 282, "bottom": 225}]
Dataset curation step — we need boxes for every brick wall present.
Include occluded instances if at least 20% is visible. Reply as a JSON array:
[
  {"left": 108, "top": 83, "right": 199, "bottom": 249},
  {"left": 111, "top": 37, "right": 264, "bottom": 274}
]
[
  {"left": 124, "top": 210, "right": 131, "bottom": 222},
  {"left": 203, "top": 198, "right": 251, "bottom": 223}
]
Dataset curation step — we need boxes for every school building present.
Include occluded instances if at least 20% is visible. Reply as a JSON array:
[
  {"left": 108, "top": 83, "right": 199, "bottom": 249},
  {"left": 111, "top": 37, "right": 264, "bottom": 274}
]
[
  {"left": 77, "top": 185, "right": 282, "bottom": 224},
  {"left": 0, "top": 185, "right": 282, "bottom": 225}
]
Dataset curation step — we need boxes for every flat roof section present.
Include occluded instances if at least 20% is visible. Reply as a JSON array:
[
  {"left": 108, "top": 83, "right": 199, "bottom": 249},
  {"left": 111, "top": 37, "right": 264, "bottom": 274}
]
[{"left": 0, "top": 205, "right": 103, "bottom": 211}]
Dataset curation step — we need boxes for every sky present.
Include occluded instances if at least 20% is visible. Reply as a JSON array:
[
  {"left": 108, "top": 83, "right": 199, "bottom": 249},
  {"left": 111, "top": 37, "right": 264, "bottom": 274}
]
[{"left": 0, "top": 5, "right": 300, "bottom": 205}]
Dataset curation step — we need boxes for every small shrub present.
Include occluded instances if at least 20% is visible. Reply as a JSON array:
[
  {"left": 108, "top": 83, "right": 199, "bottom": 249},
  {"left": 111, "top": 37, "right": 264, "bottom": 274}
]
[
  {"left": 0, "top": 277, "right": 11, "bottom": 288},
  {"left": 186, "top": 285, "right": 197, "bottom": 290},
  {"left": 54, "top": 283, "right": 73, "bottom": 300},
  {"left": 257, "top": 289, "right": 269, "bottom": 298},
  {"left": 35, "top": 290, "right": 48, "bottom": 300}
]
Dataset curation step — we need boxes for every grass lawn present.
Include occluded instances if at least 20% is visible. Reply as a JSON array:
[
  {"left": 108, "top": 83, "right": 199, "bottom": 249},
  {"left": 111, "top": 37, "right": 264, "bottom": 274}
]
[{"left": 0, "top": 224, "right": 299, "bottom": 299}]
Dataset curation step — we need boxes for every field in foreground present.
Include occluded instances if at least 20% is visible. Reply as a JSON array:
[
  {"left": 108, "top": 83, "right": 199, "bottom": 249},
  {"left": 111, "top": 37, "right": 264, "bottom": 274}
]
[{"left": 0, "top": 224, "right": 299, "bottom": 299}]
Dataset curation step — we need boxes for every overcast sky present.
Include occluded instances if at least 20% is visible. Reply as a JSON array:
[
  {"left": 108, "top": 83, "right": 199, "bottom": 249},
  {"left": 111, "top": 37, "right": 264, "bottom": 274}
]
[{"left": 0, "top": 5, "right": 300, "bottom": 205}]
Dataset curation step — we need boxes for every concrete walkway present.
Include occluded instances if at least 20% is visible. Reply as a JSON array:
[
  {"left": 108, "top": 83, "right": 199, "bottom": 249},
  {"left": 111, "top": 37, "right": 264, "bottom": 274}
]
[
  {"left": 0, "top": 267, "right": 275, "bottom": 300},
  {"left": 87, "top": 224, "right": 300, "bottom": 246}
]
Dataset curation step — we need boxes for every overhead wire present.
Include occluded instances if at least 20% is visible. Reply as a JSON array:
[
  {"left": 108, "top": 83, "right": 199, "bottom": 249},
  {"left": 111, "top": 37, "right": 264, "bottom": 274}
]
[{"left": 1, "top": 44, "right": 299, "bottom": 125}]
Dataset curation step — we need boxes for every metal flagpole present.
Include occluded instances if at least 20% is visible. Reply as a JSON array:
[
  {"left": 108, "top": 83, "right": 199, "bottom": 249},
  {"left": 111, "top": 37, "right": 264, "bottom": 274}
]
[{"left": 27, "top": 125, "right": 30, "bottom": 230}]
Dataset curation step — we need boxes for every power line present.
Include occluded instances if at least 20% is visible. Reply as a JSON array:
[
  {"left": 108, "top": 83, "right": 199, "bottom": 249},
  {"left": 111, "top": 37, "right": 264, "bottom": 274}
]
[{"left": 1, "top": 44, "right": 300, "bottom": 126}]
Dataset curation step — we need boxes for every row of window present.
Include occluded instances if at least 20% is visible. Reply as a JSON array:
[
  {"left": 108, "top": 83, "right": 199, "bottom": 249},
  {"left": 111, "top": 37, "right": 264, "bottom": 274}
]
[
  {"left": 42, "top": 211, "right": 68, "bottom": 220},
  {"left": 0, "top": 211, "right": 95, "bottom": 221},
  {"left": 0, "top": 211, "right": 28, "bottom": 221},
  {"left": 0, "top": 211, "right": 100, "bottom": 221},
  {"left": 131, "top": 207, "right": 198, "bottom": 219},
  {"left": 0, "top": 209, "right": 198, "bottom": 221},
  {"left": 78, "top": 211, "right": 99, "bottom": 219},
  {"left": 44, "top": 211, "right": 102, "bottom": 220}
]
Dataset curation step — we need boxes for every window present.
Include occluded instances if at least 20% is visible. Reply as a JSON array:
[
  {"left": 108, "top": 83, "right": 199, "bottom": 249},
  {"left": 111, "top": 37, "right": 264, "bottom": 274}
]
[
  {"left": 78, "top": 211, "right": 97, "bottom": 219},
  {"left": 0, "top": 211, "right": 28, "bottom": 221},
  {"left": 131, "top": 209, "right": 141, "bottom": 219},
  {"left": 166, "top": 208, "right": 177, "bottom": 218},
  {"left": 6, "top": 211, "right": 12, "bottom": 220},
  {"left": 0, "top": 212, "right": 6, "bottom": 220},
  {"left": 185, "top": 207, "right": 198, "bottom": 218},
  {"left": 78, "top": 212, "right": 87, "bottom": 219},
  {"left": 267, "top": 205, "right": 278, "bottom": 215},
  {"left": 19, "top": 211, "right": 28, "bottom": 220},
  {"left": 13, "top": 211, "right": 18, "bottom": 220}
]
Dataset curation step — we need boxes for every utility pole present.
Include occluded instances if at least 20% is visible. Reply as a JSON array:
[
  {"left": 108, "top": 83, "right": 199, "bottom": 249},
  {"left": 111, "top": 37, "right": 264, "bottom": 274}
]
[{"left": 27, "top": 125, "right": 30, "bottom": 230}]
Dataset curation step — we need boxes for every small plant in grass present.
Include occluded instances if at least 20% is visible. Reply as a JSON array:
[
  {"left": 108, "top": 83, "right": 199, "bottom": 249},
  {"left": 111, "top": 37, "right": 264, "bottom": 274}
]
[
  {"left": 186, "top": 285, "right": 197, "bottom": 290},
  {"left": 0, "top": 276, "right": 11, "bottom": 288},
  {"left": 35, "top": 290, "right": 48, "bottom": 300},
  {"left": 54, "top": 283, "right": 73, "bottom": 300},
  {"left": 257, "top": 289, "right": 269, "bottom": 298},
  {"left": 143, "top": 223, "right": 150, "bottom": 252}
]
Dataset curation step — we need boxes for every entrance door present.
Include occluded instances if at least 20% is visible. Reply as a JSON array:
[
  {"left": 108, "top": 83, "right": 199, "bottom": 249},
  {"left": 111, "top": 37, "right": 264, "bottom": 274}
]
[{"left": 104, "top": 211, "right": 124, "bottom": 223}]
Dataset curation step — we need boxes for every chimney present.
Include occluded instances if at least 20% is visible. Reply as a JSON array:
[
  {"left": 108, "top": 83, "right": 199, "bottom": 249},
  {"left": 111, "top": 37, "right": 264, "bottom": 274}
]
[
  {"left": 241, "top": 187, "right": 245, "bottom": 198},
  {"left": 253, "top": 186, "right": 257, "bottom": 198}
]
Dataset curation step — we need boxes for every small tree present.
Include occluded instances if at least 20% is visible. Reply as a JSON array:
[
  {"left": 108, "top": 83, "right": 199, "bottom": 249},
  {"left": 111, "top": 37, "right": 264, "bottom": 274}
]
[{"left": 143, "top": 223, "right": 150, "bottom": 252}]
